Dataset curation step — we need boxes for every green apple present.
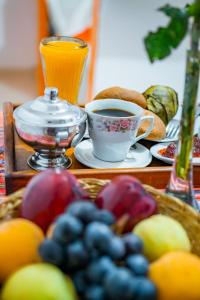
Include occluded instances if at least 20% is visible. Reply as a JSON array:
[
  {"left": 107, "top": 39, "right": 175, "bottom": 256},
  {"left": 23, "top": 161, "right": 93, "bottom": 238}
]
[
  {"left": 134, "top": 214, "right": 191, "bottom": 261},
  {"left": 1, "top": 263, "right": 77, "bottom": 300}
]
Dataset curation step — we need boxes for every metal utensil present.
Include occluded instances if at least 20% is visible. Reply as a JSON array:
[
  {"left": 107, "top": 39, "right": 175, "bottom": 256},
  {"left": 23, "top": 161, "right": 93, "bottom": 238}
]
[
  {"left": 166, "top": 119, "right": 180, "bottom": 139},
  {"left": 165, "top": 107, "right": 200, "bottom": 140}
]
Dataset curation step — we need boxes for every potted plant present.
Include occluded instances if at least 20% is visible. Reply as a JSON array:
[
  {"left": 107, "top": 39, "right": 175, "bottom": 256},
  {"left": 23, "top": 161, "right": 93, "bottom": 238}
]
[{"left": 144, "top": 1, "right": 200, "bottom": 209}]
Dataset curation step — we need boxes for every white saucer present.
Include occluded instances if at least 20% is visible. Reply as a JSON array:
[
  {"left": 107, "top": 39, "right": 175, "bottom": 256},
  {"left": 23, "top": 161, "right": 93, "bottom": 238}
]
[
  {"left": 74, "top": 139, "right": 152, "bottom": 169},
  {"left": 150, "top": 143, "right": 200, "bottom": 166}
]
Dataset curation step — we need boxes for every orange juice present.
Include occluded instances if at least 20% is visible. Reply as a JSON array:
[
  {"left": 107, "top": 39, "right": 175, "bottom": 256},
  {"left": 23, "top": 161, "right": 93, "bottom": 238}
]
[{"left": 40, "top": 37, "right": 88, "bottom": 104}]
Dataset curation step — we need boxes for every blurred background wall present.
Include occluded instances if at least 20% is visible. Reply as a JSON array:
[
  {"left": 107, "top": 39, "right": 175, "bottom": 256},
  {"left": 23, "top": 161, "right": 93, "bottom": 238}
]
[
  {"left": 0, "top": 0, "right": 199, "bottom": 108},
  {"left": 95, "top": 0, "right": 192, "bottom": 103},
  {"left": 0, "top": 0, "right": 38, "bottom": 104}
]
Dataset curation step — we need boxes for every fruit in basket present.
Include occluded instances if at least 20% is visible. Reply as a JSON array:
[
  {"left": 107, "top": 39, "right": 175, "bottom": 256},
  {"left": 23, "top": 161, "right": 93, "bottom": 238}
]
[
  {"left": 53, "top": 214, "right": 84, "bottom": 244},
  {"left": 149, "top": 252, "right": 200, "bottom": 300},
  {"left": 106, "top": 271, "right": 156, "bottom": 300},
  {"left": 122, "top": 233, "right": 144, "bottom": 254},
  {"left": 20, "top": 169, "right": 90, "bottom": 232},
  {"left": 95, "top": 176, "right": 157, "bottom": 232},
  {"left": 1, "top": 263, "right": 77, "bottom": 300},
  {"left": 143, "top": 85, "right": 178, "bottom": 125},
  {"left": 134, "top": 215, "right": 191, "bottom": 261},
  {"left": 0, "top": 219, "right": 44, "bottom": 282},
  {"left": 67, "top": 201, "right": 99, "bottom": 224},
  {"left": 39, "top": 200, "right": 157, "bottom": 300},
  {"left": 126, "top": 254, "right": 149, "bottom": 276}
]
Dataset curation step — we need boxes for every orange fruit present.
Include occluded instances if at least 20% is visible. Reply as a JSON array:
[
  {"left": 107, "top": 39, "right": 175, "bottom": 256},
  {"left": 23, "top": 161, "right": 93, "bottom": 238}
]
[
  {"left": 0, "top": 218, "right": 44, "bottom": 282},
  {"left": 150, "top": 251, "right": 200, "bottom": 300}
]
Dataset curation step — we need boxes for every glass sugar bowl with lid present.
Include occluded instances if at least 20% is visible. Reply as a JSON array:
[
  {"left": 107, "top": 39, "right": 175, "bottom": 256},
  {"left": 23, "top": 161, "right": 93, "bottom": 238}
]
[{"left": 13, "top": 87, "right": 87, "bottom": 171}]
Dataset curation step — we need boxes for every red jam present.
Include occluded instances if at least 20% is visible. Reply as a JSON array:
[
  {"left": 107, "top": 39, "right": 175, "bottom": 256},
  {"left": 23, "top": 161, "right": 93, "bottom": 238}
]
[{"left": 159, "top": 134, "right": 200, "bottom": 158}]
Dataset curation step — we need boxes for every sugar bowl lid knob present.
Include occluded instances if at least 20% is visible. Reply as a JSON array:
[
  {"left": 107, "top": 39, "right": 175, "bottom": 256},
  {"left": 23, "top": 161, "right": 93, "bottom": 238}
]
[{"left": 44, "top": 87, "right": 58, "bottom": 101}]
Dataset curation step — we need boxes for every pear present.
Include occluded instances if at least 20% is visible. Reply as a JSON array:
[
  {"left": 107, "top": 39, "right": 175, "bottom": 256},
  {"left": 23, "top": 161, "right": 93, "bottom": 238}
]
[
  {"left": 1, "top": 263, "right": 77, "bottom": 300},
  {"left": 134, "top": 214, "right": 191, "bottom": 261}
]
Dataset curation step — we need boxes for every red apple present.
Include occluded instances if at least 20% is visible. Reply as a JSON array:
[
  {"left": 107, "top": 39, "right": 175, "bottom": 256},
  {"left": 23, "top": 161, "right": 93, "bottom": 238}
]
[
  {"left": 96, "top": 175, "right": 157, "bottom": 232},
  {"left": 20, "top": 169, "right": 90, "bottom": 231}
]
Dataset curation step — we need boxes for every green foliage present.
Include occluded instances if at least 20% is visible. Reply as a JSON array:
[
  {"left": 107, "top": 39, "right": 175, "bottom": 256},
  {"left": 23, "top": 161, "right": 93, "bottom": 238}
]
[{"left": 144, "top": 4, "right": 190, "bottom": 62}]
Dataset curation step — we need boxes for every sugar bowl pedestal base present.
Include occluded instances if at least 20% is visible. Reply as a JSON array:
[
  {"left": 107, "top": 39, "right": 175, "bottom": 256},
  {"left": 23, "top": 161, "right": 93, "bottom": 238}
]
[{"left": 27, "top": 150, "right": 72, "bottom": 171}]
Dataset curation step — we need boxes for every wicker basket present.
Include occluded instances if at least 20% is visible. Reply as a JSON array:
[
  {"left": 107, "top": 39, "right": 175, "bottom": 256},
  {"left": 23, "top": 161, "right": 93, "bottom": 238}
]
[{"left": 1, "top": 178, "right": 200, "bottom": 255}]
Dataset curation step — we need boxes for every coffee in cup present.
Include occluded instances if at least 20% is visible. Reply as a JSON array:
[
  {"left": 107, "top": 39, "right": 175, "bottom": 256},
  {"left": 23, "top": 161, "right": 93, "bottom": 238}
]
[{"left": 85, "top": 99, "right": 154, "bottom": 162}]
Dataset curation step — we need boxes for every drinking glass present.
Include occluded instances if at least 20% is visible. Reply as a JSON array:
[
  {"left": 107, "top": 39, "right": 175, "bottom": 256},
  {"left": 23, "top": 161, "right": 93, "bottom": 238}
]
[{"left": 40, "top": 36, "right": 88, "bottom": 104}]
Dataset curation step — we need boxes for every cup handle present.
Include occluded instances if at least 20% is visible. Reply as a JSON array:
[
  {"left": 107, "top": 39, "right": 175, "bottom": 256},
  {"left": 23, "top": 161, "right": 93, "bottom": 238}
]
[{"left": 134, "top": 115, "right": 154, "bottom": 143}]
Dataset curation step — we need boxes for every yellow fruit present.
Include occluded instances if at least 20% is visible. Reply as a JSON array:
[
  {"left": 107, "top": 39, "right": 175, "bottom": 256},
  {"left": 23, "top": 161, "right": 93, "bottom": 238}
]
[
  {"left": 0, "top": 218, "right": 44, "bottom": 282},
  {"left": 1, "top": 263, "right": 77, "bottom": 300},
  {"left": 134, "top": 214, "right": 191, "bottom": 261},
  {"left": 150, "top": 252, "right": 200, "bottom": 300}
]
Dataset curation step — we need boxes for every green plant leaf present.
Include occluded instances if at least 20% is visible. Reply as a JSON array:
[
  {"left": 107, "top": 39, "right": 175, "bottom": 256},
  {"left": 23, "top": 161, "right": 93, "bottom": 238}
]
[
  {"left": 159, "top": 4, "right": 187, "bottom": 18},
  {"left": 186, "top": 1, "right": 200, "bottom": 17},
  {"left": 144, "top": 4, "right": 189, "bottom": 62}
]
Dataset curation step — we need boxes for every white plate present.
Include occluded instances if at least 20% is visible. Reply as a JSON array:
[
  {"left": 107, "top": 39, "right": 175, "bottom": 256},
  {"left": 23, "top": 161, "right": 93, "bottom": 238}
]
[
  {"left": 146, "top": 136, "right": 179, "bottom": 143},
  {"left": 150, "top": 143, "right": 200, "bottom": 166},
  {"left": 74, "top": 139, "right": 152, "bottom": 169}
]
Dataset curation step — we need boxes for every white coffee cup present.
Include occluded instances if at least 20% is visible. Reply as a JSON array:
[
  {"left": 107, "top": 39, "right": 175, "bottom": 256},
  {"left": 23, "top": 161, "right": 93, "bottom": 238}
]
[{"left": 85, "top": 99, "right": 154, "bottom": 162}]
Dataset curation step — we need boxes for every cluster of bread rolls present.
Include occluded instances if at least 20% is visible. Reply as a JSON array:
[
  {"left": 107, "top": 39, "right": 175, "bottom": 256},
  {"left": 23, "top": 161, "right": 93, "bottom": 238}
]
[{"left": 94, "top": 86, "right": 166, "bottom": 140}]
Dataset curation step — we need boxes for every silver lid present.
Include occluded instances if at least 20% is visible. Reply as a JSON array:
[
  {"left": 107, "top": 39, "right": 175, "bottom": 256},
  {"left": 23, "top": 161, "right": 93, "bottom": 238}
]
[{"left": 13, "top": 87, "right": 87, "bottom": 127}]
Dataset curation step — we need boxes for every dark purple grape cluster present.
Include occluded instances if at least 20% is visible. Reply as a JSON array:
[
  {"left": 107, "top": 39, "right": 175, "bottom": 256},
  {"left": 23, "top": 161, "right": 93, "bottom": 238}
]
[{"left": 39, "top": 201, "right": 157, "bottom": 300}]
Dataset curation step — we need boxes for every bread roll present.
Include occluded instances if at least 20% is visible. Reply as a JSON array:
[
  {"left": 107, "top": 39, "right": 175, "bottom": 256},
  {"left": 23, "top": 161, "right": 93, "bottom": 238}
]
[
  {"left": 94, "top": 86, "right": 147, "bottom": 109},
  {"left": 138, "top": 110, "right": 166, "bottom": 140}
]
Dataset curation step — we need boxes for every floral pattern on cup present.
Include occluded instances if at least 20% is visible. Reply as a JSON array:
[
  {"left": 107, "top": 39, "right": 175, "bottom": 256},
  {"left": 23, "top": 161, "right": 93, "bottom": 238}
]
[{"left": 89, "top": 117, "right": 138, "bottom": 133}]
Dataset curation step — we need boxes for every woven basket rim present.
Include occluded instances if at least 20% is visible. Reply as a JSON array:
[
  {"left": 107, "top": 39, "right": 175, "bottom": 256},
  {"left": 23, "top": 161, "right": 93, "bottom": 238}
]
[
  {"left": 0, "top": 179, "right": 199, "bottom": 216},
  {"left": 1, "top": 178, "right": 200, "bottom": 255}
]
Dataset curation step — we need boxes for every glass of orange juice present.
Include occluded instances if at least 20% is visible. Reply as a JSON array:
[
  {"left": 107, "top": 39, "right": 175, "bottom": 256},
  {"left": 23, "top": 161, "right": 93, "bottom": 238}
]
[{"left": 40, "top": 36, "right": 88, "bottom": 104}]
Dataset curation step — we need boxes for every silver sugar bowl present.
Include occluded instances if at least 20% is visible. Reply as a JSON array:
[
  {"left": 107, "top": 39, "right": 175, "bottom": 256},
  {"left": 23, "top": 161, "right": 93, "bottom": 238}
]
[{"left": 13, "top": 87, "right": 87, "bottom": 171}]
